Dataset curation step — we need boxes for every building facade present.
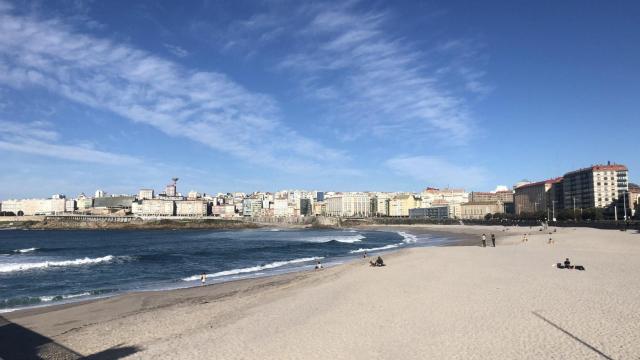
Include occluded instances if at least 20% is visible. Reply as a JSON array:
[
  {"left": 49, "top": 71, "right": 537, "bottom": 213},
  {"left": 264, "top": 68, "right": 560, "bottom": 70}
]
[
  {"left": 514, "top": 178, "right": 563, "bottom": 215},
  {"left": 138, "top": 189, "right": 154, "bottom": 200},
  {"left": 326, "top": 193, "right": 371, "bottom": 217},
  {"left": 0, "top": 198, "right": 66, "bottom": 215},
  {"left": 562, "top": 164, "right": 628, "bottom": 210},
  {"left": 460, "top": 201, "right": 504, "bottom": 220},
  {"left": 408, "top": 206, "right": 450, "bottom": 220},
  {"left": 389, "top": 195, "right": 419, "bottom": 217},
  {"left": 134, "top": 199, "right": 175, "bottom": 216},
  {"left": 175, "top": 200, "right": 207, "bottom": 217}
]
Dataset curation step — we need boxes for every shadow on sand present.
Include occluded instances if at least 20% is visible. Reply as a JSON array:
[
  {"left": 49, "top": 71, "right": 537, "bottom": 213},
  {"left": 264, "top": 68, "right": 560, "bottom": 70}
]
[
  {"left": 0, "top": 316, "right": 140, "bottom": 360},
  {"left": 531, "top": 311, "right": 613, "bottom": 360}
]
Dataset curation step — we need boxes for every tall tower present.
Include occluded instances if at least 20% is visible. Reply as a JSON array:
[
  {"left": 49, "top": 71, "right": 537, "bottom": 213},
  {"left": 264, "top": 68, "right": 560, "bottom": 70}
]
[{"left": 165, "top": 178, "right": 179, "bottom": 197}]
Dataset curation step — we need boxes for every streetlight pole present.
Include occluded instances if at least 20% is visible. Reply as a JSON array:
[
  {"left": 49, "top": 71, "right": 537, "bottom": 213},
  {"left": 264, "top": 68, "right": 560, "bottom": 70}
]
[
  {"left": 623, "top": 191, "right": 627, "bottom": 221},
  {"left": 552, "top": 200, "right": 556, "bottom": 221}
]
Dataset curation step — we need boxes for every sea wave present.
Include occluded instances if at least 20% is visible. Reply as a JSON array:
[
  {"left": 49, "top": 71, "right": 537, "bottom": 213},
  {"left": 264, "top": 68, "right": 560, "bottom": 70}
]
[
  {"left": 182, "top": 256, "right": 323, "bottom": 281},
  {"left": 349, "top": 243, "right": 403, "bottom": 254},
  {"left": 13, "top": 247, "right": 38, "bottom": 253},
  {"left": 39, "top": 292, "right": 92, "bottom": 302},
  {"left": 304, "top": 234, "right": 365, "bottom": 243},
  {"left": 0, "top": 255, "right": 125, "bottom": 273},
  {"left": 0, "top": 289, "right": 113, "bottom": 310},
  {"left": 397, "top": 231, "right": 418, "bottom": 243}
]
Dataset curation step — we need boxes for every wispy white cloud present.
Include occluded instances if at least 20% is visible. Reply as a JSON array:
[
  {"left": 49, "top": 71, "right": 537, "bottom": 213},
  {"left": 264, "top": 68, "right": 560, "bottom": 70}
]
[
  {"left": 385, "top": 155, "right": 487, "bottom": 189},
  {"left": 163, "top": 43, "right": 189, "bottom": 58},
  {"left": 0, "top": 120, "right": 141, "bottom": 165},
  {"left": 270, "top": 2, "right": 488, "bottom": 144},
  {"left": 0, "top": 3, "right": 348, "bottom": 174}
]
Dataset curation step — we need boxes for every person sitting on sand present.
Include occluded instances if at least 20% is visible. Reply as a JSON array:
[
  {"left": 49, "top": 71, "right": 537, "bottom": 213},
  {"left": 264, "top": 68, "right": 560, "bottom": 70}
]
[
  {"left": 315, "top": 260, "right": 323, "bottom": 270},
  {"left": 564, "top": 258, "right": 572, "bottom": 269},
  {"left": 375, "top": 256, "right": 385, "bottom": 267}
]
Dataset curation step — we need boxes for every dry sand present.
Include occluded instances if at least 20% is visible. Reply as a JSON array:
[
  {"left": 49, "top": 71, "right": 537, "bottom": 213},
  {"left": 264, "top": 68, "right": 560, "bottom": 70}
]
[{"left": 2, "top": 226, "right": 640, "bottom": 359}]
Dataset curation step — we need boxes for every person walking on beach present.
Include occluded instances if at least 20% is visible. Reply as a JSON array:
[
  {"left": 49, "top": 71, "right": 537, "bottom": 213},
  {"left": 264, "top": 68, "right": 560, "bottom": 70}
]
[
  {"left": 481, "top": 234, "right": 487, "bottom": 247},
  {"left": 200, "top": 272, "right": 207, "bottom": 285},
  {"left": 491, "top": 234, "right": 496, "bottom": 247},
  {"left": 522, "top": 233, "right": 528, "bottom": 243}
]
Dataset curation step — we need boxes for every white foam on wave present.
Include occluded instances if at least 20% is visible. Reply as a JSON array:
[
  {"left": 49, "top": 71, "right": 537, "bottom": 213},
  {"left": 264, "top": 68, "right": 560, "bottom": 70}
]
[
  {"left": 14, "top": 247, "right": 38, "bottom": 253},
  {"left": 182, "top": 256, "right": 323, "bottom": 281},
  {"left": 269, "top": 229, "right": 281, "bottom": 232},
  {"left": 397, "top": 231, "right": 418, "bottom": 243},
  {"left": 0, "top": 255, "right": 119, "bottom": 273},
  {"left": 40, "top": 292, "right": 92, "bottom": 302},
  {"left": 349, "top": 243, "right": 403, "bottom": 254},
  {"left": 304, "top": 234, "right": 365, "bottom": 243}
]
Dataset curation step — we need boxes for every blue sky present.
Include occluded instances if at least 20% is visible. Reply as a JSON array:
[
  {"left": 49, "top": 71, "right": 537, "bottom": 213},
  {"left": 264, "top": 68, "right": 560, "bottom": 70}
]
[{"left": 0, "top": 0, "right": 638, "bottom": 199}]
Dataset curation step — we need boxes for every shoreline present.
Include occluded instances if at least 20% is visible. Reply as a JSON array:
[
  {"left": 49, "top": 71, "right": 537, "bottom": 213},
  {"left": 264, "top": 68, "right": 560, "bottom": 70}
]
[
  {"left": 0, "top": 227, "right": 478, "bottom": 315},
  {"left": 2, "top": 226, "right": 638, "bottom": 359}
]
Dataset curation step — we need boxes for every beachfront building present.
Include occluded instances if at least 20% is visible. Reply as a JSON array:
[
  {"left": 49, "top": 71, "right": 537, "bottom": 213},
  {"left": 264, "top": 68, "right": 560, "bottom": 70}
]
[
  {"left": 389, "top": 194, "right": 420, "bottom": 217},
  {"left": 514, "top": 178, "right": 563, "bottom": 215},
  {"left": 138, "top": 189, "right": 154, "bottom": 200},
  {"left": 562, "top": 163, "right": 629, "bottom": 210},
  {"left": 408, "top": 206, "right": 450, "bottom": 220},
  {"left": 0, "top": 197, "right": 66, "bottom": 215},
  {"left": 470, "top": 191, "right": 514, "bottom": 203},
  {"left": 175, "top": 200, "right": 208, "bottom": 217},
  {"left": 65, "top": 199, "right": 76, "bottom": 212},
  {"left": 313, "top": 201, "right": 326, "bottom": 216},
  {"left": 325, "top": 193, "right": 371, "bottom": 217},
  {"left": 211, "top": 204, "right": 237, "bottom": 218},
  {"left": 460, "top": 201, "right": 504, "bottom": 220},
  {"left": 371, "top": 192, "right": 392, "bottom": 216},
  {"left": 76, "top": 196, "right": 93, "bottom": 211},
  {"left": 420, "top": 188, "right": 468, "bottom": 219},
  {"left": 133, "top": 199, "right": 175, "bottom": 216},
  {"left": 242, "top": 198, "right": 263, "bottom": 217},
  {"left": 273, "top": 198, "right": 291, "bottom": 217},
  {"left": 629, "top": 183, "right": 640, "bottom": 217}
]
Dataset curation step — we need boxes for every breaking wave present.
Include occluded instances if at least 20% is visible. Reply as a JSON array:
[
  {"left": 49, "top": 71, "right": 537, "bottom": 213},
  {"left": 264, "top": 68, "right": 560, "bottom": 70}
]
[
  {"left": 0, "top": 255, "right": 127, "bottom": 273},
  {"left": 182, "top": 256, "right": 323, "bottom": 281},
  {"left": 13, "top": 247, "right": 38, "bottom": 253},
  {"left": 304, "top": 234, "right": 365, "bottom": 243},
  {"left": 349, "top": 243, "right": 403, "bottom": 254},
  {"left": 397, "top": 232, "right": 418, "bottom": 243}
]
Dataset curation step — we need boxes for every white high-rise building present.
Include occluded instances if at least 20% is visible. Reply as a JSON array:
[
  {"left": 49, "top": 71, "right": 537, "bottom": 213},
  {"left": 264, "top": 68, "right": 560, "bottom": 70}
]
[{"left": 326, "top": 193, "right": 371, "bottom": 217}]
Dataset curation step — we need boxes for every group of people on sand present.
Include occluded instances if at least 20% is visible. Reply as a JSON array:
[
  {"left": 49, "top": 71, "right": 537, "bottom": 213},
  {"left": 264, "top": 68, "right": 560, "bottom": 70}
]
[
  {"left": 481, "top": 234, "right": 496, "bottom": 247},
  {"left": 363, "top": 251, "right": 385, "bottom": 267},
  {"left": 557, "top": 258, "right": 585, "bottom": 271},
  {"left": 521, "top": 231, "right": 556, "bottom": 244}
]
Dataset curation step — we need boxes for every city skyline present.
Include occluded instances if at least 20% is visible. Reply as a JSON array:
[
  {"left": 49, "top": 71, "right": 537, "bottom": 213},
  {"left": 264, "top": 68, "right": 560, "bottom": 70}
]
[{"left": 1, "top": 1, "right": 639, "bottom": 199}]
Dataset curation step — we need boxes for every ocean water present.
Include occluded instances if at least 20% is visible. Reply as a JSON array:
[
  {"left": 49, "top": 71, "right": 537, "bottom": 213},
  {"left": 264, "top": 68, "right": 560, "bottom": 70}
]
[{"left": 0, "top": 228, "right": 459, "bottom": 312}]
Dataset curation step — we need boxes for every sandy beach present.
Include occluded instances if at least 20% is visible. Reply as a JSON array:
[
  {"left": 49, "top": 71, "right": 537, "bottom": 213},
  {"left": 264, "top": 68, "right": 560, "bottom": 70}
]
[{"left": 2, "top": 225, "right": 640, "bottom": 359}]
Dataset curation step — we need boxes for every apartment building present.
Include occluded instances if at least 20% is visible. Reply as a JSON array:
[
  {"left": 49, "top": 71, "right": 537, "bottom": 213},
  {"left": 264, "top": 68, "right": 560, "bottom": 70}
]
[
  {"left": 562, "top": 164, "right": 628, "bottom": 209},
  {"left": 326, "top": 193, "right": 371, "bottom": 217},
  {"left": 514, "top": 178, "right": 563, "bottom": 215}
]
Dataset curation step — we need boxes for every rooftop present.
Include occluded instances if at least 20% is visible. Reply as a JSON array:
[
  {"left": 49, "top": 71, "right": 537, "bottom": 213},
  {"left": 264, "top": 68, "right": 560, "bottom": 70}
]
[{"left": 515, "top": 177, "right": 563, "bottom": 190}]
